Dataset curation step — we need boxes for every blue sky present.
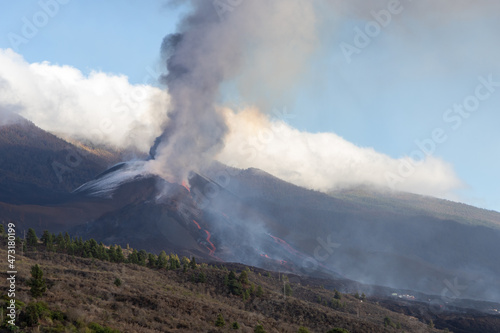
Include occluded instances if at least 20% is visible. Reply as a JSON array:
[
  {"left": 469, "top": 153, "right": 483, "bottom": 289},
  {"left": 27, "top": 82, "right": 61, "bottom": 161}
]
[{"left": 1, "top": 0, "right": 499, "bottom": 212}]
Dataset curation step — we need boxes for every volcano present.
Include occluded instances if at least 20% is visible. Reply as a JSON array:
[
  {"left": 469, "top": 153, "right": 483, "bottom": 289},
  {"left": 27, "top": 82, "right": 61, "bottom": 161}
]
[
  {"left": 1, "top": 122, "right": 500, "bottom": 306},
  {"left": 30, "top": 157, "right": 499, "bottom": 305}
]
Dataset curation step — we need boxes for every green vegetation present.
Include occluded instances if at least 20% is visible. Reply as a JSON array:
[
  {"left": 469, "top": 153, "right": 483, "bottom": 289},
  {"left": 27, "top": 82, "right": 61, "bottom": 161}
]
[
  {"left": 27, "top": 264, "right": 46, "bottom": 298},
  {"left": 227, "top": 271, "right": 243, "bottom": 295},
  {"left": 215, "top": 313, "right": 225, "bottom": 327},
  {"left": 327, "top": 329, "right": 350, "bottom": 333},
  {"left": 0, "top": 227, "right": 454, "bottom": 332},
  {"left": 254, "top": 324, "right": 266, "bottom": 333},
  {"left": 383, "top": 316, "right": 396, "bottom": 328},
  {"left": 26, "top": 228, "right": 38, "bottom": 249}
]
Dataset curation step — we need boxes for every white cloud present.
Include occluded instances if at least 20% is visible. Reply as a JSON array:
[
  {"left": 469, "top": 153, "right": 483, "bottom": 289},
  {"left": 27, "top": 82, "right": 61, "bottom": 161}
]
[
  {"left": 0, "top": 48, "right": 464, "bottom": 200},
  {"left": 217, "top": 108, "right": 463, "bottom": 199},
  {"left": 0, "top": 48, "right": 169, "bottom": 152}
]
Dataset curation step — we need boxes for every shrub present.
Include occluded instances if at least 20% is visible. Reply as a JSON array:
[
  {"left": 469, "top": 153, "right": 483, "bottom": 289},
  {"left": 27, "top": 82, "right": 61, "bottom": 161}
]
[
  {"left": 327, "top": 329, "right": 350, "bottom": 333},
  {"left": 298, "top": 327, "right": 310, "bottom": 333},
  {"left": 285, "top": 283, "right": 292, "bottom": 296},
  {"left": 384, "top": 316, "right": 396, "bottom": 328},
  {"left": 256, "top": 285, "right": 264, "bottom": 297},
  {"left": 88, "top": 322, "right": 120, "bottom": 333},
  {"left": 239, "top": 270, "right": 249, "bottom": 285},
  {"left": 114, "top": 278, "right": 122, "bottom": 287},
  {"left": 232, "top": 321, "right": 240, "bottom": 329},
  {"left": 215, "top": 313, "right": 225, "bottom": 327},
  {"left": 254, "top": 324, "right": 266, "bottom": 333},
  {"left": 28, "top": 264, "right": 47, "bottom": 298}
]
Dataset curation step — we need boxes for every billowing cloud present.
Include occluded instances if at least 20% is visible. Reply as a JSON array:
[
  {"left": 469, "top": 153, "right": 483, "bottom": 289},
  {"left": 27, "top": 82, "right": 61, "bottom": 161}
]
[
  {"left": 0, "top": 48, "right": 169, "bottom": 153},
  {"left": 218, "top": 108, "right": 463, "bottom": 199}
]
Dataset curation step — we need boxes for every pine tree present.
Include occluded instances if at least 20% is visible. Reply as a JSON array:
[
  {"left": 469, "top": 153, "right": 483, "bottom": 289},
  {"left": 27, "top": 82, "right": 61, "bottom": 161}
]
[
  {"left": 64, "top": 232, "right": 71, "bottom": 245},
  {"left": 115, "top": 245, "right": 125, "bottom": 263},
  {"left": 41, "top": 230, "right": 51, "bottom": 246},
  {"left": 138, "top": 250, "right": 148, "bottom": 266},
  {"left": 181, "top": 256, "right": 190, "bottom": 267},
  {"left": 285, "top": 283, "right": 292, "bottom": 296},
  {"left": 55, "top": 232, "right": 64, "bottom": 247},
  {"left": 239, "top": 270, "right": 249, "bottom": 285},
  {"left": 26, "top": 228, "right": 38, "bottom": 248},
  {"left": 157, "top": 251, "right": 168, "bottom": 269},
  {"left": 147, "top": 253, "right": 157, "bottom": 268},
  {"left": 28, "top": 264, "right": 47, "bottom": 298},
  {"left": 128, "top": 249, "right": 139, "bottom": 264},
  {"left": 190, "top": 256, "right": 197, "bottom": 269},
  {"left": 107, "top": 245, "right": 117, "bottom": 262},
  {"left": 169, "top": 253, "right": 181, "bottom": 269},
  {"left": 227, "top": 271, "right": 242, "bottom": 295},
  {"left": 334, "top": 289, "right": 342, "bottom": 300},
  {"left": 256, "top": 285, "right": 264, "bottom": 297}
]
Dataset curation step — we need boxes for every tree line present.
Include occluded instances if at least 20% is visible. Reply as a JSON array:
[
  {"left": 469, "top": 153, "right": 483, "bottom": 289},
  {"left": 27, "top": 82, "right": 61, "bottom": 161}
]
[{"left": 6, "top": 226, "right": 187, "bottom": 270}]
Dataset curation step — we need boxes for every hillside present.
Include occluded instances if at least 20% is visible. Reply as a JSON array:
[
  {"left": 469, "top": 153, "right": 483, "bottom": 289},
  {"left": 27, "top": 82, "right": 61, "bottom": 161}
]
[
  {"left": 328, "top": 186, "right": 500, "bottom": 230},
  {"left": 0, "top": 116, "right": 122, "bottom": 204},
  {"left": 0, "top": 231, "right": 450, "bottom": 333},
  {"left": 198, "top": 165, "right": 500, "bottom": 304}
]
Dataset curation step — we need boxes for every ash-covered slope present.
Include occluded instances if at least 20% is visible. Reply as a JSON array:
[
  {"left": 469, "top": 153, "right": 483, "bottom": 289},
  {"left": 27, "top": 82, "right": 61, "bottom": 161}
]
[
  {"left": 0, "top": 115, "right": 121, "bottom": 204},
  {"left": 198, "top": 164, "right": 500, "bottom": 304},
  {"left": 2, "top": 139, "right": 500, "bottom": 305}
]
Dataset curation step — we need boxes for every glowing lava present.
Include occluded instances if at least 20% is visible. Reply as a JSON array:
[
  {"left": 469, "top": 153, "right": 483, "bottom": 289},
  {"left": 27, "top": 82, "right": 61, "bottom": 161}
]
[
  {"left": 268, "top": 234, "right": 303, "bottom": 257},
  {"left": 192, "top": 219, "right": 201, "bottom": 230},
  {"left": 181, "top": 180, "right": 190, "bottom": 192},
  {"left": 205, "top": 230, "right": 216, "bottom": 255}
]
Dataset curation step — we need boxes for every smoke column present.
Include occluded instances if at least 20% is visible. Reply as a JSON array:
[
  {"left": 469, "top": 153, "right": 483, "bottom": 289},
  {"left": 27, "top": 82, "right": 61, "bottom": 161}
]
[
  {"left": 146, "top": 1, "right": 239, "bottom": 182},
  {"left": 146, "top": 0, "right": 318, "bottom": 183}
]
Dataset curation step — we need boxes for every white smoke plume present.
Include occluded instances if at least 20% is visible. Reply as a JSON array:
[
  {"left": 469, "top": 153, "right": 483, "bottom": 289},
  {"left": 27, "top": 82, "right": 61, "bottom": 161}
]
[
  {"left": 146, "top": 0, "right": 318, "bottom": 183},
  {"left": 0, "top": 48, "right": 169, "bottom": 153}
]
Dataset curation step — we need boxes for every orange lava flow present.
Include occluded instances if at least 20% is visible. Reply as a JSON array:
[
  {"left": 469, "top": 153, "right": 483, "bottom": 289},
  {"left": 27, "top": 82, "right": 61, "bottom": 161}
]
[
  {"left": 181, "top": 180, "right": 190, "bottom": 192},
  {"left": 192, "top": 220, "right": 201, "bottom": 230},
  {"left": 205, "top": 230, "right": 216, "bottom": 255},
  {"left": 268, "top": 234, "right": 302, "bottom": 256}
]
